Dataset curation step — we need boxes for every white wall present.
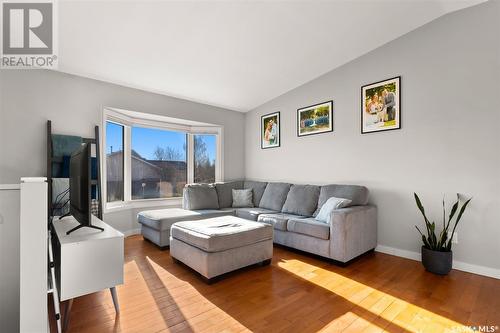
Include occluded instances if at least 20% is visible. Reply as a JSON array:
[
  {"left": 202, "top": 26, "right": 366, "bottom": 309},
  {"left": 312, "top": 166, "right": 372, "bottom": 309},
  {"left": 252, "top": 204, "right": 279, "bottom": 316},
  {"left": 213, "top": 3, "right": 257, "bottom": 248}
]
[{"left": 245, "top": 1, "right": 500, "bottom": 271}]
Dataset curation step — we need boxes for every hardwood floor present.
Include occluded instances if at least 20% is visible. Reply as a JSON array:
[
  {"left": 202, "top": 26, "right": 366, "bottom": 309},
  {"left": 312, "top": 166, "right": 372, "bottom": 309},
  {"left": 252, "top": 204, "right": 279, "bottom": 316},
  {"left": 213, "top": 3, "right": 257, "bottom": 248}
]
[{"left": 57, "top": 235, "right": 500, "bottom": 333}]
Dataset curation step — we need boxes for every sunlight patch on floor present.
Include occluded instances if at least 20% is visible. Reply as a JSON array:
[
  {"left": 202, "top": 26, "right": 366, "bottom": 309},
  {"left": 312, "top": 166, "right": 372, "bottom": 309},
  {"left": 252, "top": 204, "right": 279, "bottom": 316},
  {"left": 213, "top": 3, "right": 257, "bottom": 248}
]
[
  {"left": 277, "top": 259, "right": 472, "bottom": 333},
  {"left": 115, "top": 259, "right": 180, "bottom": 332},
  {"left": 145, "top": 256, "right": 251, "bottom": 332},
  {"left": 317, "top": 312, "right": 377, "bottom": 332}
]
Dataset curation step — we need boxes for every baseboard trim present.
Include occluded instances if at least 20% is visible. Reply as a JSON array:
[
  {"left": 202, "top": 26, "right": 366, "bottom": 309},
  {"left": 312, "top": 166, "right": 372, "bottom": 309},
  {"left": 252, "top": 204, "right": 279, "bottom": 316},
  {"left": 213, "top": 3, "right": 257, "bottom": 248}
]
[
  {"left": 375, "top": 245, "right": 500, "bottom": 280},
  {"left": 123, "top": 228, "right": 141, "bottom": 237}
]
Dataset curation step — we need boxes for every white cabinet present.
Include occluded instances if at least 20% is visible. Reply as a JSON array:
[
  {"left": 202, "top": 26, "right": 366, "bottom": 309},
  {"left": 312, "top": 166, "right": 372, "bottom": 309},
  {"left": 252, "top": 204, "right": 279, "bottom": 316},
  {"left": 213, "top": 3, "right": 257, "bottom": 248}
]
[
  {"left": 52, "top": 216, "right": 124, "bottom": 301},
  {"left": 52, "top": 215, "right": 123, "bottom": 329}
]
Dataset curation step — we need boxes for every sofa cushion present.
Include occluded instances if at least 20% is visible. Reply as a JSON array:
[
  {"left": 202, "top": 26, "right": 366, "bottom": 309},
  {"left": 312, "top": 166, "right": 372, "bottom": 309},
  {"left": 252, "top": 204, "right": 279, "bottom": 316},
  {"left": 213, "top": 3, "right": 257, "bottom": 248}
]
[
  {"left": 281, "top": 184, "right": 320, "bottom": 217},
  {"left": 171, "top": 216, "right": 273, "bottom": 252},
  {"left": 287, "top": 218, "right": 330, "bottom": 240},
  {"left": 314, "top": 184, "right": 369, "bottom": 216},
  {"left": 244, "top": 181, "right": 268, "bottom": 207},
  {"left": 218, "top": 207, "right": 237, "bottom": 214},
  {"left": 257, "top": 213, "right": 304, "bottom": 231},
  {"left": 138, "top": 208, "right": 233, "bottom": 231},
  {"left": 183, "top": 184, "right": 219, "bottom": 210},
  {"left": 315, "top": 197, "right": 352, "bottom": 222},
  {"left": 214, "top": 181, "right": 244, "bottom": 208},
  {"left": 258, "top": 182, "right": 291, "bottom": 211},
  {"left": 235, "top": 207, "right": 278, "bottom": 221},
  {"left": 232, "top": 189, "right": 253, "bottom": 208}
]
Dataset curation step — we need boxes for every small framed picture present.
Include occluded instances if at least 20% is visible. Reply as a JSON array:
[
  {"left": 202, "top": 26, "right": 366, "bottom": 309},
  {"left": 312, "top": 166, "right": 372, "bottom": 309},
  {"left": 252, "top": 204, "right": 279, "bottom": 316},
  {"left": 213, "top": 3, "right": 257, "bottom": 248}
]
[
  {"left": 361, "top": 76, "right": 401, "bottom": 134},
  {"left": 261, "top": 111, "right": 280, "bottom": 149},
  {"left": 297, "top": 100, "right": 333, "bottom": 137}
]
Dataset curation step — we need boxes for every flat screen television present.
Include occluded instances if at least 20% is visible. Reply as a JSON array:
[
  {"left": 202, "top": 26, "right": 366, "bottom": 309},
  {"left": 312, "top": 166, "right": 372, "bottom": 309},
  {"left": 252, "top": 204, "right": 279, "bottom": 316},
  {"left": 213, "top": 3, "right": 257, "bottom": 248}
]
[{"left": 65, "top": 143, "right": 104, "bottom": 235}]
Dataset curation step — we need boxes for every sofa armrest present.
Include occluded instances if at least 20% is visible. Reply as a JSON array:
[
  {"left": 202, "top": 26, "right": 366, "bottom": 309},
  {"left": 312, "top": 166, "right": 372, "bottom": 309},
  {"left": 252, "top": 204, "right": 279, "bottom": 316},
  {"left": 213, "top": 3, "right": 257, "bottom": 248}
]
[{"left": 328, "top": 205, "right": 377, "bottom": 262}]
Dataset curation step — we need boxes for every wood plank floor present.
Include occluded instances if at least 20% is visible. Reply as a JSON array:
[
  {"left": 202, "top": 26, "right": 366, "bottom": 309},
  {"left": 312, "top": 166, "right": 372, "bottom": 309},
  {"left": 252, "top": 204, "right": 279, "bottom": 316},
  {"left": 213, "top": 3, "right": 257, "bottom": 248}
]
[{"left": 56, "top": 235, "right": 500, "bottom": 333}]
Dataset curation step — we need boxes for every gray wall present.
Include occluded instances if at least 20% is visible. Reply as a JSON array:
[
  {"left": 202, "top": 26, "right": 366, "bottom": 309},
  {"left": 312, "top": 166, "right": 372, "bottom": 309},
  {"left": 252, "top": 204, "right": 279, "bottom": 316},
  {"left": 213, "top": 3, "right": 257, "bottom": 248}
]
[
  {"left": 245, "top": 1, "right": 500, "bottom": 270},
  {"left": 0, "top": 69, "right": 245, "bottom": 330},
  {"left": 0, "top": 70, "right": 245, "bottom": 184},
  {"left": 0, "top": 69, "right": 245, "bottom": 231}
]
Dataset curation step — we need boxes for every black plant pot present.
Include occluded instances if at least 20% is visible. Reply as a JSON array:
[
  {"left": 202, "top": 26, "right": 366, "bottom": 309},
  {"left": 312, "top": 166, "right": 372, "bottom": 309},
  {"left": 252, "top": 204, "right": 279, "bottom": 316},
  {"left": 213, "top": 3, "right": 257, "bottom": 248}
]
[{"left": 421, "top": 246, "right": 452, "bottom": 275}]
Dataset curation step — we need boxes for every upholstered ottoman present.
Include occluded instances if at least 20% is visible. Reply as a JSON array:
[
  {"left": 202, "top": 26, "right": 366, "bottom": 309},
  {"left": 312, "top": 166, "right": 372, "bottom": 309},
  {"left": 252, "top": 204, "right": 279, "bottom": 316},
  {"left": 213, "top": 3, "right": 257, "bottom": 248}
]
[
  {"left": 138, "top": 208, "right": 234, "bottom": 248},
  {"left": 170, "top": 215, "right": 273, "bottom": 282}
]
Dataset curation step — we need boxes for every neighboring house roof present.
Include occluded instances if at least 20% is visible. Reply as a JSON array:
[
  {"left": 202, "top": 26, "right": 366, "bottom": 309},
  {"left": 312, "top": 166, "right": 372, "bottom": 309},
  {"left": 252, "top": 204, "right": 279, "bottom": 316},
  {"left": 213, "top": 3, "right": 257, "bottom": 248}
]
[
  {"left": 148, "top": 160, "right": 187, "bottom": 171},
  {"left": 106, "top": 150, "right": 186, "bottom": 182}
]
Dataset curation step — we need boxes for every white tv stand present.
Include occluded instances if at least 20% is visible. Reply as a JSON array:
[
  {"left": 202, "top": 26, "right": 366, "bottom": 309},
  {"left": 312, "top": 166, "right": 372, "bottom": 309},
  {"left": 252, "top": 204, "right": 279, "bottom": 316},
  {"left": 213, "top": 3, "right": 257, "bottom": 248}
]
[{"left": 51, "top": 215, "right": 124, "bottom": 330}]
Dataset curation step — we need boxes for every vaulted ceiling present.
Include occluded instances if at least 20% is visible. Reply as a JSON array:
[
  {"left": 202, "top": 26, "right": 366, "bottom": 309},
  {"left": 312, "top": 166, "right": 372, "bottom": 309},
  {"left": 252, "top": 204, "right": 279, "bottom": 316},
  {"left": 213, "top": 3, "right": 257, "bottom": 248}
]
[{"left": 57, "top": 0, "right": 484, "bottom": 112}]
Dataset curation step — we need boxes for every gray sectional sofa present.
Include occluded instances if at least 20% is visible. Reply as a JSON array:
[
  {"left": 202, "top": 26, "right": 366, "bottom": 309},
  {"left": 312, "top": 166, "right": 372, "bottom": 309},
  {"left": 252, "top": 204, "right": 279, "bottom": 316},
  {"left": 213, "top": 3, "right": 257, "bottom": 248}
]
[{"left": 138, "top": 180, "right": 377, "bottom": 264}]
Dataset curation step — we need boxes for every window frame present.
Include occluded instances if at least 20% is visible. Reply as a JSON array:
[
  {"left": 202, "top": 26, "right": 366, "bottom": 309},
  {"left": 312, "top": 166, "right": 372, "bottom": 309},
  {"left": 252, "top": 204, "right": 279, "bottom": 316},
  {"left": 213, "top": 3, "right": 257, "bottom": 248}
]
[
  {"left": 104, "top": 120, "right": 125, "bottom": 203},
  {"left": 102, "top": 108, "right": 223, "bottom": 212}
]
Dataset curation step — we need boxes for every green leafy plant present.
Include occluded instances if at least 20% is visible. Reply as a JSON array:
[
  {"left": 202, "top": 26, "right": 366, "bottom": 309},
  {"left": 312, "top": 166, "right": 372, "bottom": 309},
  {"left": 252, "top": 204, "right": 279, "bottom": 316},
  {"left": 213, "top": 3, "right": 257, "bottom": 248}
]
[{"left": 414, "top": 193, "right": 472, "bottom": 252}]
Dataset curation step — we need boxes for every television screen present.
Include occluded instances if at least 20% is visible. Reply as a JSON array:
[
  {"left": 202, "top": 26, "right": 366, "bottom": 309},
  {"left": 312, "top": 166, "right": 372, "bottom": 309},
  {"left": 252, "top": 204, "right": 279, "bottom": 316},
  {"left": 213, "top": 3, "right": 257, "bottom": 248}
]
[{"left": 69, "top": 143, "right": 91, "bottom": 226}]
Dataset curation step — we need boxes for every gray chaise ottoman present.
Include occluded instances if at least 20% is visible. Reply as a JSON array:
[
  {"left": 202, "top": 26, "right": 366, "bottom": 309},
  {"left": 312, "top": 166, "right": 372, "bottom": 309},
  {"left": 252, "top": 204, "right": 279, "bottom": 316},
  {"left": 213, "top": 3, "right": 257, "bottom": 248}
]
[
  {"left": 170, "top": 215, "right": 273, "bottom": 282},
  {"left": 138, "top": 208, "right": 234, "bottom": 248}
]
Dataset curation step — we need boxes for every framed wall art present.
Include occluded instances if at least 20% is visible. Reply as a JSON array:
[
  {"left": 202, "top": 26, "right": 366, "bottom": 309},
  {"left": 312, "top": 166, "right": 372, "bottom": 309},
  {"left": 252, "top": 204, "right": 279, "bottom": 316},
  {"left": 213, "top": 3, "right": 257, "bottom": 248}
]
[
  {"left": 297, "top": 100, "right": 333, "bottom": 137},
  {"left": 361, "top": 76, "right": 401, "bottom": 134},
  {"left": 261, "top": 111, "right": 280, "bottom": 149}
]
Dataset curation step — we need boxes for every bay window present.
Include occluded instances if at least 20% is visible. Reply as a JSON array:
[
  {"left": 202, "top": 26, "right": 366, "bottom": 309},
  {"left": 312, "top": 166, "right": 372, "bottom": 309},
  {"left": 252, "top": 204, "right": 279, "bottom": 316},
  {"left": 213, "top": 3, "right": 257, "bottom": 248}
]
[
  {"left": 103, "top": 108, "right": 222, "bottom": 210},
  {"left": 131, "top": 126, "right": 187, "bottom": 199}
]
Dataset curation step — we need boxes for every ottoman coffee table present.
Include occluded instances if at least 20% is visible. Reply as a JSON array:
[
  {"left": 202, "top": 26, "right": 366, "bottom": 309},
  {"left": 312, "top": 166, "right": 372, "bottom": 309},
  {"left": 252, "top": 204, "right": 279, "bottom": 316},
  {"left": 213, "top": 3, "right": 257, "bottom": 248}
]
[{"left": 170, "top": 215, "right": 273, "bottom": 283}]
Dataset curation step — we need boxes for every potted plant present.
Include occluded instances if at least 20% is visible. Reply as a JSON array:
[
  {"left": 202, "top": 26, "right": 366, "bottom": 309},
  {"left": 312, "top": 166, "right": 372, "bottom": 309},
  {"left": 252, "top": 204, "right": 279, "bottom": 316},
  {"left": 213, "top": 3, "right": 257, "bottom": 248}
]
[{"left": 414, "top": 193, "right": 472, "bottom": 275}]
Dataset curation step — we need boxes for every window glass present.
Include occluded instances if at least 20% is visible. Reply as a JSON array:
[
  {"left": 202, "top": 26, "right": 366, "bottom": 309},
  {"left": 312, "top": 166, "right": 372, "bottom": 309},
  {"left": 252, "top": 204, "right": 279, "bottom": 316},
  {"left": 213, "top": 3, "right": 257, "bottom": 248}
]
[
  {"left": 194, "top": 134, "right": 217, "bottom": 183},
  {"left": 106, "top": 122, "right": 124, "bottom": 202},
  {"left": 131, "top": 127, "right": 187, "bottom": 199}
]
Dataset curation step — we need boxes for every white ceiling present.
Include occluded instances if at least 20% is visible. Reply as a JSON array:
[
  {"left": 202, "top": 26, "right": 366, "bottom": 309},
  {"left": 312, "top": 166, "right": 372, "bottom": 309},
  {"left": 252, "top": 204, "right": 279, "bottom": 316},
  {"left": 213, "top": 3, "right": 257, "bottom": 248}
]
[{"left": 57, "top": 0, "right": 484, "bottom": 112}]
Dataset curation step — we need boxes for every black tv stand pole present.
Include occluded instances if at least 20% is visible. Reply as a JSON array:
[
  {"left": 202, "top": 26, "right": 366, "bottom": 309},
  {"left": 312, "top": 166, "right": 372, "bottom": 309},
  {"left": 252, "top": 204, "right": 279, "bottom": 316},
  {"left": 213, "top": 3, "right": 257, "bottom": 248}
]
[{"left": 66, "top": 224, "right": 105, "bottom": 235}]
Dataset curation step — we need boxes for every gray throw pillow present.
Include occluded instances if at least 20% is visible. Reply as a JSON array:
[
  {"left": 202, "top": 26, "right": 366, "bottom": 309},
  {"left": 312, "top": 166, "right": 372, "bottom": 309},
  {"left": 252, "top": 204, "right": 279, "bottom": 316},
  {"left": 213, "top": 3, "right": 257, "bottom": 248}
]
[{"left": 232, "top": 189, "right": 254, "bottom": 208}]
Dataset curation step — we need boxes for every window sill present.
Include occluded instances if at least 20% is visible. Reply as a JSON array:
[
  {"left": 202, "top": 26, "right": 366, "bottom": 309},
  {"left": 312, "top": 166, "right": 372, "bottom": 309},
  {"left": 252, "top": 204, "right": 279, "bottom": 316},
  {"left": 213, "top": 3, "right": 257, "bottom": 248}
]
[{"left": 104, "top": 197, "right": 182, "bottom": 213}]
